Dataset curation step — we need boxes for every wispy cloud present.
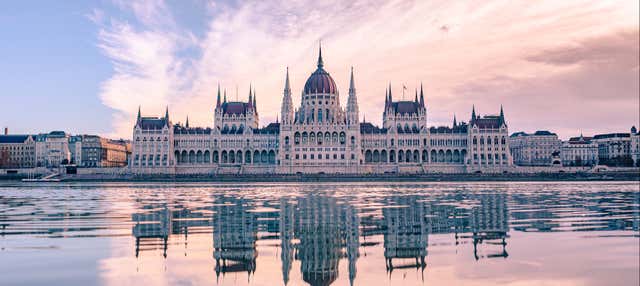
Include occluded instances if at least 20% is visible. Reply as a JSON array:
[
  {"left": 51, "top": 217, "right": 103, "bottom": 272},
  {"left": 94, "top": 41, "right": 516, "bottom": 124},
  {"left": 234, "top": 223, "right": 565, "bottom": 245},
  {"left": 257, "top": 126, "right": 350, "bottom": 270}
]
[{"left": 94, "top": 0, "right": 639, "bottom": 139}]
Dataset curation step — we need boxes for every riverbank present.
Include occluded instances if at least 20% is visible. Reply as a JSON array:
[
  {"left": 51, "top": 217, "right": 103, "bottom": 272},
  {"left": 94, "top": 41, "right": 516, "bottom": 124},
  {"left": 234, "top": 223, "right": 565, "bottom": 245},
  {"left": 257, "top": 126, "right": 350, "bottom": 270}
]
[{"left": 1, "top": 171, "right": 638, "bottom": 183}]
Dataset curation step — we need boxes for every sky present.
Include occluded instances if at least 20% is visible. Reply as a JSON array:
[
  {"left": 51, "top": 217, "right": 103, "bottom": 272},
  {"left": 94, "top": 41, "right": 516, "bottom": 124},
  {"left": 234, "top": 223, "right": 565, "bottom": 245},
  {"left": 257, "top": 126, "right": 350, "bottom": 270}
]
[{"left": 0, "top": 0, "right": 638, "bottom": 140}]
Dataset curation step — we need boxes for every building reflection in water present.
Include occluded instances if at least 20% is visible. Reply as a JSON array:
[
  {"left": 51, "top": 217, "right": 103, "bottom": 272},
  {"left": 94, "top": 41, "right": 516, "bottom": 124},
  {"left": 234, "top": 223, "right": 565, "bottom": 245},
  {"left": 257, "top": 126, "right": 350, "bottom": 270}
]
[
  {"left": 212, "top": 196, "right": 258, "bottom": 280},
  {"left": 127, "top": 190, "right": 518, "bottom": 285},
  {"left": 382, "top": 195, "right": 428, "bottom": 274},
  {"left": 469, "top": 193, "right": 509, "bottom": 260},
  {"left": 292, "top": 194, "right": 360, "bottom": 286},
  {"left": 132, "top": 203, "right": 211, "bottom": 258},
  {"left": 132, "top": 204, "right": 171, "bottom": 258}
]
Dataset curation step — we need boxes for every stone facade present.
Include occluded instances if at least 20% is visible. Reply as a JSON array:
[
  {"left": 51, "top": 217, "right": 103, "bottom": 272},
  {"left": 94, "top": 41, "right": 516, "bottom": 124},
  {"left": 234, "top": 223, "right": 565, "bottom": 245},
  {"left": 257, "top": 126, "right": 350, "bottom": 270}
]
[
  {"left": 0, "top": 135, "right": 36, "bottom": 168},
  {"left": 70, "top": 135, "right": 130, "bottom": 167},
  {"left": 592, "top": 132, "right": 633, "bottom": 167},
  {"left": 35, "top": 131, "right": 71, "bottom": 168},
  {"left": 130, "top": 47, "right": 513, "bottom": 175},
  {"left": 561, "top": 135, "right": 598, "bottom": 166},
  {"left": 510, "top": 131, "right": 561, "bottom": 166}
]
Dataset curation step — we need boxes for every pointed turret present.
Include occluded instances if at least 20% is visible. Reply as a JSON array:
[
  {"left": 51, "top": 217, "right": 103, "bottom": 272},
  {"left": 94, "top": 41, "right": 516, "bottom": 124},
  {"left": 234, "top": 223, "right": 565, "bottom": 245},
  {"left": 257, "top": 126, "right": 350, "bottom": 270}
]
[
  {"left": 414, "top": 88, "right": 418, "bottom": 103},
  {"left": 164, "top": 106, "right": 170, "bottom": 127},
  {"left": 137, "top": 105, "right": 141, "bottom": 119},
  {"left": 471, "top": 105, "right": 477, "bottom": 124},
  {"left": 453, "top": 114, "right": 457, "bottom": 127},
  {"left": 223, "top": 89, "right": 227, "bottom": 103},
  {"left": 248, "top": 84, "right": 253, "bottom": 109},
  {"left": 499, "top": 105, "right": 505, "bottom": 125},
  {"left": 185, "top": 116, "right": 189, "bottom": 128},
  {"left": 419, "top": 83, "right": 425, "bottom": 107},
  {"left": 216, "top": 83, "right": 221, "bottom": 108},
  {"left": 317, "top": 41, "right": 324, "bottom": 69},
  {"left": 253, "top": 87, "right": 257, "bottom": 114},
  {"left": 388, "top": 83, "right": 393, "bottom": 102},
  {"left": 281, "top": 67, "right": 294, "bottom": 125},
  {"left": 347, "top": 66, "right": 359, "bottom": 125}
]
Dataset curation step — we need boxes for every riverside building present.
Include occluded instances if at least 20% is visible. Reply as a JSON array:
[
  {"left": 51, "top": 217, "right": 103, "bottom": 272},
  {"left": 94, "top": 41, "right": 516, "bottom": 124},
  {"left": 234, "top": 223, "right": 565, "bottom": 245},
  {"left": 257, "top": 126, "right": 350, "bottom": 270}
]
[{"left": 131, "top": 46, "right": 512, "bottom": 175}]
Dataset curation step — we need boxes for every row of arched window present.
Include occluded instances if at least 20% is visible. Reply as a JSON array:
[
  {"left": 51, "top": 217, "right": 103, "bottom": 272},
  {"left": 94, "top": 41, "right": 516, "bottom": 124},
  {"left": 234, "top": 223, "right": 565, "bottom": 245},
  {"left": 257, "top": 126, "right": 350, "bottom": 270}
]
[
  {"left": 472, "top": 136, "right": 506, "bottom": 145},
  {"left": 362, "top": 149, "right": 468, "bottom": 164},
  {"left": 292, "top": 131, "right": 347, "bottom": 145},
  {"left": 174, "top": 149, "right": 276, "bottom": 165}
]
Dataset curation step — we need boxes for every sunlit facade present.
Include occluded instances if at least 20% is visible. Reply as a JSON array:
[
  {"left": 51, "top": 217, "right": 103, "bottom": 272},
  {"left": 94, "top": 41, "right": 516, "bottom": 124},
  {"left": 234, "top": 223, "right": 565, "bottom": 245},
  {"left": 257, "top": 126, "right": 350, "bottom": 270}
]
[{"left": 130, "top": 47, "right": 512, "bottom": 175}]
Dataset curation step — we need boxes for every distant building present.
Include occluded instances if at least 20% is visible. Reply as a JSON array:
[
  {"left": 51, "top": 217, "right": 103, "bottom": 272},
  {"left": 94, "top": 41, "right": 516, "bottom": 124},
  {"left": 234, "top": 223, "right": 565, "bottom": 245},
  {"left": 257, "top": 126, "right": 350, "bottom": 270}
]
[
  {"left": 561, "top": 135, "right": 598, "bottom": 166},
  {"left": 35, "top": 131, "right": 71, "bottom": 168},
  {"left": 509, "top": 131, "right": 561, "bottom": 166},
  {"left": 0, "top": 134, "right": 36, "bottom": 168},
  {"left": 630, "top": 126, "right": 639, "bottom": 167},
  {"left": 70, "top": 135, "right": 130, "bottom": 167},
  {"left": 592, "top": 132, "right": 632, "bottom": 167}
]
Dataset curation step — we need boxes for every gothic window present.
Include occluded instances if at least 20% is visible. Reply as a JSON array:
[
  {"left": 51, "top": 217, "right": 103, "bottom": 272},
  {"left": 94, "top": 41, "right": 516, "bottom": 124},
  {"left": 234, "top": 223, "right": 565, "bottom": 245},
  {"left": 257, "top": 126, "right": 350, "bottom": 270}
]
[
  {"left": 339, "top": 132, "right": 346, "bottom": 145},
  {"left": 351, "top": 136, "right": 355, "bottom": 146},
  {"left": 302, "top": 132, "right": 308, "bottom": 144},
  {"left": 294, "top": 132, "right": 300, "bottom": 145}
]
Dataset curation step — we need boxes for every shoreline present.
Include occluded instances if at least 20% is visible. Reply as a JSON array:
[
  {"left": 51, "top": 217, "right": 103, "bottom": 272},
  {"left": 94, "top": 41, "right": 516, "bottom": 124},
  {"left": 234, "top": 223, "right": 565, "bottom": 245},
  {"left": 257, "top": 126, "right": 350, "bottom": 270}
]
[{"left": 1, "top": 171, "right": 638, "bottom": 183}]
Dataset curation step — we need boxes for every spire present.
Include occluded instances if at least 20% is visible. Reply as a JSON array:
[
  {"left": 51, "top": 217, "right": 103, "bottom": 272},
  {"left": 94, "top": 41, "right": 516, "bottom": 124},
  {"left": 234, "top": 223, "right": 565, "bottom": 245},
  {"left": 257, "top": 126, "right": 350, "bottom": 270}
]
[
  {"left": 414, "top": 88, "right": 418, "bottom": 103},
  {"left": 471, "top": 105, "right": 476, "bottom": 123},
  {"left": 281, "top": 67, "right": 293, "bottom": 125},
  {"left": 185, "top": 116, "right": 189, "bottom": 128},
  {"left": 248, "top": 84, "right": 253, "bottom": 108},
  {"left": 388, "top": 83, "right": 393, "bottom": 102},
  {"left": 284, "top": 66, "right": 291, "bottom": 92},
  {"left": 347, "top": 66, "right": 359, "bottom": 125},
  {"left": 349, "top": 66, "right": 355, "bottom": 91},
  {"left": 253, "top": 88, "right": 257, "bottom": 114},
  {"left": 223, "top": 89, "right": 227, "bottom": 103},
  {"left": 137, "top": 105, "right": 141, "bottom": 120},
  {"left": 420, "top": 83, "right": 425, "bottom": 107},
  {"left": 499, "top": 104, "right": 505, "bottom": 125},
  {"left": 317, "top": 41, "right": 324, "bottom": 68},
  {"left": 216, "top": 83, "right": 221, "bottom": 108},
  {"left": 164, "top": 106, "right": 170, "bottom": 127},
  {"left": 453, "top": 114, "right": 457, "bottom": 127}
]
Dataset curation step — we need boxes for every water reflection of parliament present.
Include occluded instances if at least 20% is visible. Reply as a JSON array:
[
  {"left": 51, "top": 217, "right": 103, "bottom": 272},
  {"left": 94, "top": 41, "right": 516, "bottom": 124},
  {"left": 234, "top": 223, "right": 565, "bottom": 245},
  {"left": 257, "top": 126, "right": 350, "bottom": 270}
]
[{"left": 132, "top": 193, "right": 508, "bottom": 285}]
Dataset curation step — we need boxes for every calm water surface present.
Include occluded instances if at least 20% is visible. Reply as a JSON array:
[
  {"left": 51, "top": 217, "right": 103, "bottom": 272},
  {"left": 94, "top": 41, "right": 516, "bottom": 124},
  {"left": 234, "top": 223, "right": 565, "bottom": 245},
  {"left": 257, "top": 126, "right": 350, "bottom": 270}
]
[{"left": 0, "top": 181, "right": 638, "bottom": 286}]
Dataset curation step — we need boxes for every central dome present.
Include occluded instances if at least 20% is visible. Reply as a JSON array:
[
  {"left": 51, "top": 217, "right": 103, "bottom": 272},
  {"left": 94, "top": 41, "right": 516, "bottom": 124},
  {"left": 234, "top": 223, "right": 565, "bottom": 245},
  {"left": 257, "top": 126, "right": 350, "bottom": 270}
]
[{"left": 303, "top": 45, "right": 337, "bottom": 94}]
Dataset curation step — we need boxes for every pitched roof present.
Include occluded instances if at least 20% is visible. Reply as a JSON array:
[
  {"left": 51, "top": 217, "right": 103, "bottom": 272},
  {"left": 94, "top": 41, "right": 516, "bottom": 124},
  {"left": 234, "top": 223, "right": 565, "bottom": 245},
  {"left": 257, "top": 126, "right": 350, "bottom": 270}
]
[
  {"left": 390, "top": 101, "right": 421, "bottom": 115},
  {"left": 253, "top": 123, "right": 280, "bottom": 134},
  {"left": 0, "top": 135, "right": 34, "bottom": 144},
  {"left": 222, "top": 102, "right": 252, "bottom": 116},
  {"left": 360, "top": 122, "right": 388, "bottom": 134},
  {"left": 593, "top": 133, "right": 630, "bottom": 139},
  {"left": 472, "top": 115, "right": 502, "bottom": 129},
  {"left": 138, "top": 117, "right": 168, "bottom": 129}
]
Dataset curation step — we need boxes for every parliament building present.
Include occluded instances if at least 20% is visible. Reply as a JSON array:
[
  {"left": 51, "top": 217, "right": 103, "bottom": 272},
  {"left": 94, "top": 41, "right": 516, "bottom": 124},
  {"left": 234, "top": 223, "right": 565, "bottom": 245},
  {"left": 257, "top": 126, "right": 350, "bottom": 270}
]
[{"left": 131, "top": 46, "right": 512, "bottom": 175}]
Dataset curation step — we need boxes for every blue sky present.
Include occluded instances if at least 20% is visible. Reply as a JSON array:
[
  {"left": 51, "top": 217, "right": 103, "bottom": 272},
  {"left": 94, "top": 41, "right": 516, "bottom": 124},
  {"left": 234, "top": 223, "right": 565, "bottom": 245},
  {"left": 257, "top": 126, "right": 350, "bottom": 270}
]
[
  {"left": 0, "top": 1, "right": 113, "bottom": 135},
  {"left": 1, "top": 1, "right": 638, "bottom": 139}
]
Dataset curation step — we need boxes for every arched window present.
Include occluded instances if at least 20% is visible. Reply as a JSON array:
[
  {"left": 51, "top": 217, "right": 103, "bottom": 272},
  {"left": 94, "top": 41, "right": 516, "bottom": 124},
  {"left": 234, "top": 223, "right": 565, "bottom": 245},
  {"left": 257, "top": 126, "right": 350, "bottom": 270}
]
[
  {"left": 294, "top": 132, "right": 300, "bottom": 145},
  {"left": 310, "top": 132, "right": 316, "bottom": 144},
  {"left": 285, "top": 136, "right": 290, "bottom": 145},
  {"left": 317, "top": 132, "right": 323, "bottom": 144},
  {"left": 339, "top": 132, "right": 346, "bottom": 145},
  {"left": 351, "top": 136, "right": 355, "bottom": 145},
  {"left": 325, "top": 132, "right": 331, "bottom": 144},
  {"left": 318, "top": 109, "right": 323, "bottom": 123},
  {"left": 332, "top": 132, "right": 338, "bottom": 144},
  {"left": 501, "top": 136, "right": 506, "bottom": 145},
  {"left": 302, "top": 132, "right": 308, "bottom": 144}
]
